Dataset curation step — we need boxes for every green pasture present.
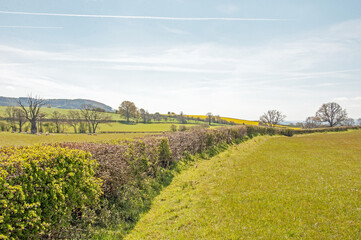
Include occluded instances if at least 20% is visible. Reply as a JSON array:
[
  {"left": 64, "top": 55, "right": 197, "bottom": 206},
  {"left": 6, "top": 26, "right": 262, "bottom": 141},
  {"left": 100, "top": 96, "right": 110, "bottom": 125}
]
[
  {"left": 126, "top": 130, "right": 361, "bottom": 239},
  {"left": 0, "top": 132, "right": 152, "bottom": 147}
]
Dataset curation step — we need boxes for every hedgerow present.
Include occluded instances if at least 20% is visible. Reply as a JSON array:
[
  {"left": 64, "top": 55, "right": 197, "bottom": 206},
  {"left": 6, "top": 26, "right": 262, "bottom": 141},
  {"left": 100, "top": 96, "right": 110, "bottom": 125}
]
[
  {"left": 0, "top": 145, "right": 102, "bottom": 239},
  {"left": 57, "top": 126, "right": 248, "bottom": 236},
  {"left": 1, "top": 125, "right": 359, "bottom": 238}
]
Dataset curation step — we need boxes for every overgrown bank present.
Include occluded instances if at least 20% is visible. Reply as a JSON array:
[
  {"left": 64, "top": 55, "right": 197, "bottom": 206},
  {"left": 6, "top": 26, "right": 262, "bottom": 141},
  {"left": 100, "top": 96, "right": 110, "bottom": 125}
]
[{"left": 0, "top": 125, "right": 360, "bottom": 239}]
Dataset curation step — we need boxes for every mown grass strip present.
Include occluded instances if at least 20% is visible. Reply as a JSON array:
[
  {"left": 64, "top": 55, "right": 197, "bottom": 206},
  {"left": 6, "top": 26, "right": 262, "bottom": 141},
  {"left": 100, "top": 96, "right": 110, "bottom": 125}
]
[{"left": 126, "top": 130, "right": 361, "bottom": 239}]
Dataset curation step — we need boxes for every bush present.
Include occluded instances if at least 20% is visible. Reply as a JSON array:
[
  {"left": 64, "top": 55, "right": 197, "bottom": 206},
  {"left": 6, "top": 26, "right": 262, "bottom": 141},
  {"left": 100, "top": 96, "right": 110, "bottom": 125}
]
[
  {"left": 0, "top": 145, "right": 102, "bottom": 239},
  {"left": 170, "top": 124, "right": 177, "bottom": 132}
]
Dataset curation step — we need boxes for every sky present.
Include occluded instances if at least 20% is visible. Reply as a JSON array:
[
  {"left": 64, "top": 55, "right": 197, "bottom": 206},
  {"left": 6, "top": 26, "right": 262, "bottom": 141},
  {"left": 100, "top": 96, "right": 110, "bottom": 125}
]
[{"left": 0, "top": 0, "right": 360, "bottom": 121}]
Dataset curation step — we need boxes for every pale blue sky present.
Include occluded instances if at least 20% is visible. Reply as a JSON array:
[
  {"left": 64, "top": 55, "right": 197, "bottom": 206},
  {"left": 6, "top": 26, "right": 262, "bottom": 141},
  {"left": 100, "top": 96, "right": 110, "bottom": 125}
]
[{"left": 0, "top": 0, "right": 360, "bottom": 120}]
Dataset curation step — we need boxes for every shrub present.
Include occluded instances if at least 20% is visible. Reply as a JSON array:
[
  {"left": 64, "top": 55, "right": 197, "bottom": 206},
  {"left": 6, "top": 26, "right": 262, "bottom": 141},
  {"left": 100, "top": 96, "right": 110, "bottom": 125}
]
[
  {"left": 0, "top": 145, "right": 102, "bottom": 239},
  {"left": 170, "top": 124, "right": 177, "bottom": 132}
]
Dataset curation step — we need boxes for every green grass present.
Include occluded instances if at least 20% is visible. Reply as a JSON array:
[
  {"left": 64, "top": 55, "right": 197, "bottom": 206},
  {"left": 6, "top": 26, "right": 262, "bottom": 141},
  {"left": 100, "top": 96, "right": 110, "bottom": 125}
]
[
  {"left": 126, "top": 130, "right": 361, "bottom": 239},
  {"left": 97, "top": 123, "right": 199, "bottom": 133},
  {"left": 0, "top": 132, "right": 152, "bottom": 147}
]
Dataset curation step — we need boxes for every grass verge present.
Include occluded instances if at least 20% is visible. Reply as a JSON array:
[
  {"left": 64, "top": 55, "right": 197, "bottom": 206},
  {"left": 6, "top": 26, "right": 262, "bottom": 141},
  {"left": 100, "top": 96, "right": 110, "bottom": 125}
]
[{"left": 126, "top": 130, "right": 361, "bottom": 239}]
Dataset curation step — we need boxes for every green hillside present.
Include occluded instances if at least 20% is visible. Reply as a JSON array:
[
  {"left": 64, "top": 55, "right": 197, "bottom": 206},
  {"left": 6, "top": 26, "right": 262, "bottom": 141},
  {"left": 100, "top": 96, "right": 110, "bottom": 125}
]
[{"left": 0, "top": 96, "right": 113, "bottom": 111}]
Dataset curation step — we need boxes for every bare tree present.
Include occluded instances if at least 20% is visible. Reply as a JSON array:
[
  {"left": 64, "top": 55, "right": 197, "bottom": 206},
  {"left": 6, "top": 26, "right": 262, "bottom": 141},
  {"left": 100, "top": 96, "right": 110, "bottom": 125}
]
[
  {"left": 15, "top": 108, "right": 26, "bottom": 132},
  {"left": 342, "top": 118, "right": 355, "bottom": 126},
  {"left": 51, "top": 111, "right": 65, "bottom": 133},
  {"left": 118, "top": 101, "right": 138, "bottom": 123},
  {"left": 66, "top": 110, "right": 81, "bottom": 133},
  {"left": 81, "top": 104, "right": 112, "bottom": 133},
  {"left": 18, "top": 95, "right": 45, "bottom": 134},
  {"left": 304, "top": 116, "right": 322, "bottom": 129},
  {"left": 5, "top": 107, "right": 17, "bottom": 131},
  {"left": 315, "top": 102, "right": 347, "bottom": 127},
  {"left": 358, "top": 118, "right": 361, "bottom": 126},
  {"left": 206, "top": 112, "right": 213, "bottom": 126},
  {"left": 259, "top": 110, "right": 286, "bottom": 127}
]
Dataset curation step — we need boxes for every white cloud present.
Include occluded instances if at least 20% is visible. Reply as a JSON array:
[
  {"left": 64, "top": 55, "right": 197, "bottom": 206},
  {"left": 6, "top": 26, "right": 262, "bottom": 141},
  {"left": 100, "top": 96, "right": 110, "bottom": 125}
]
[{"left": 0, "top": 19, "right": 360, "bottom": 119}]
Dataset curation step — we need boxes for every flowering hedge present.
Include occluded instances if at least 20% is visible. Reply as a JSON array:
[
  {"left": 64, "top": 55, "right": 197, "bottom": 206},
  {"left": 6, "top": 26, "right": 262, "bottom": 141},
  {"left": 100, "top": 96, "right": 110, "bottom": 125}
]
[{"left": 0, "top": 145, "right": 102, "bottom": 239}]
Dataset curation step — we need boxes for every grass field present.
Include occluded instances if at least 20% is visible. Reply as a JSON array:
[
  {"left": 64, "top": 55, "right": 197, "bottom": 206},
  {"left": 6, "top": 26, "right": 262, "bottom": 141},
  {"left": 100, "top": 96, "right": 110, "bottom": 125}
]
[
  {"left": 126, "top": 130, "right": 361, "bottom": 239},
  {"left": 0, "top": 132, "right": 153, "bottom": 147}
]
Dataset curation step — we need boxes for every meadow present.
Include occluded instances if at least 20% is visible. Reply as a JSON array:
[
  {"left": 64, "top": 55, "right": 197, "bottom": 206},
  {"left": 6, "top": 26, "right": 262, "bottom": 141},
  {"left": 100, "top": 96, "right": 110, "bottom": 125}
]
[
  {"left": 0, "top": 132, "right": 151, "bottom": 147},
  {"left": 126, "top": 130, "right": 361, "bottom": 239}
]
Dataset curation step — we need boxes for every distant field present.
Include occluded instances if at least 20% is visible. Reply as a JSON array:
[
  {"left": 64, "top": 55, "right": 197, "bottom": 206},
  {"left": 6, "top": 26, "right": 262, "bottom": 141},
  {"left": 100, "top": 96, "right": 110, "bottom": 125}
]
[
  {"left": 186, "top": 114, "right": 259, "bottom": 125},
  {"left": 0, "top": 132, "right": 153, "bottom": 147},
  {"left": 126, "top": 130, "right": 361, "bottom": 239},
  {"left": 0, "top": 106, "right": 123, "bottom": 120}
]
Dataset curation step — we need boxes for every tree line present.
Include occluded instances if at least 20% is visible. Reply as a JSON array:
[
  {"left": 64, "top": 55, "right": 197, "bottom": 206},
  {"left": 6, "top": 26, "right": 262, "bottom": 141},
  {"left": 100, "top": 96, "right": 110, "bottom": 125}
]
[
  {"left": 1, "top": 96, "right": 359, "bottom": 134},
  {"left": 259, "top": 102, "right": 361, "bottom": 128},
  {"left": 0, "top": 96, "right": 235, "bottom": 134},
  {"left": 2, "top": 100, "right": 112, "bottom": 134}
]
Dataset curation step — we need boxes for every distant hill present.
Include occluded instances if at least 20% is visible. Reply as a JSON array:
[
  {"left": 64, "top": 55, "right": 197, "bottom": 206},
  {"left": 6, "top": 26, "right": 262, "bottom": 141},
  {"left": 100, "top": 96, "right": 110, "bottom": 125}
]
[{"left": 0, "top": 96, "right": 113, "bottom": 112}]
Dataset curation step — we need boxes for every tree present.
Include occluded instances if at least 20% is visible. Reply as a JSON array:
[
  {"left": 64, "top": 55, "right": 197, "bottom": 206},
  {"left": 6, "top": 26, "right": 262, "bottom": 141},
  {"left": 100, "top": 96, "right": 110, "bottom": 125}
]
[
  {"left": 153, "top": 112, "right": 161, "bottom": 122},
  {"left": 51, "top": 111, "right": 65, "bottom": 133},
  {"left": 118, "top": 101, "right": 137, "bottom": 123},
  {"left": 66, "top": 110, "right": 81, "bottom": 133},
  {"left": 206, "top": 112, "right": 213, "bottom": 126},
  {"left": 357, "top": 118, "right": 361, "bottom": 126},
  {"left": 342, "top": 118, "right": 355, "bottom": 126},
  {"left": 5, "top": 107, "right": 17, "bottom": 131},
  {"left": 18, "top": 95, "right": 45, "bottom": 134},
  {"left": 15, "top": 108, "right": 26, "bottom": 132},
  {"left": 259, "top": 110, "right": 286, "bottom": 127},
  {"left": 177, "top": 111, "right": 187, "bottom": 124},
  {"left": 81, "top": 104, "right": 112, "bottom": 133},
  {"left": 304, "top": 116, "right": 321, "bottom": 129},
  {"left": 139, "top": 108, "right": 147, "bottom": 124},
  {"left": 315, "top": 102, "right": 347, "bottom": 127}
]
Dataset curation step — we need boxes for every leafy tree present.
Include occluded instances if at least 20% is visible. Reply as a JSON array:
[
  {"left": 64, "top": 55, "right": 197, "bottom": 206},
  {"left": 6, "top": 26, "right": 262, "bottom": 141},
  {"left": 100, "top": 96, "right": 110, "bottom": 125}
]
[
  {"left": 315, "top": 102, "right": 347, "bottom": 127},
  {"left": 18, "top": 95, "right": 45, "bottom": 134},
  {"left": 118, "top": 101, "right": 137, "bottom": 123},
  {"left": 259, "top": 110, "right": 286, "bottom": 127},
  {"left": 139, "top": 108, "right": 147, "bottom": 124}
]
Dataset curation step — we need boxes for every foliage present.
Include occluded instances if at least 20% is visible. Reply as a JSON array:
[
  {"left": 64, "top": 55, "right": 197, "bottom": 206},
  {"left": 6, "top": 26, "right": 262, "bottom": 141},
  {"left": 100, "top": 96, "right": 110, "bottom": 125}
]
[
  {"left": 0, "top": 145, "right": 102, "bottom": 239},
  {"left": 118, "top": 101, "right": 138, "bottom": 123}
]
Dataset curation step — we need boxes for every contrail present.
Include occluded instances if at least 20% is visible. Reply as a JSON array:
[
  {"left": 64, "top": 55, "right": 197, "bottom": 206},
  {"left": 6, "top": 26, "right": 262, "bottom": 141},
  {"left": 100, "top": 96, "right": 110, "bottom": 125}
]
[
  {"left": 0, "top": 25, "right": 63, "bottom": 29},
  {"left": 0, "top": 10, "right": 290, "bottom": 21}
]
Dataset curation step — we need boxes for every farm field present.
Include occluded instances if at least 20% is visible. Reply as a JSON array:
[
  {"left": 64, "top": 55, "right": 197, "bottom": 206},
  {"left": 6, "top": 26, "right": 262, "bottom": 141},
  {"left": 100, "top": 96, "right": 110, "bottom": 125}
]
[
  {"left": 126, "top": 130, "right": 361, "bottom": 239},
  {"left": 0, "top": 132, "right": 151, "bottom": 147},
  {"left": 187, "top": 114, "right": 259, "bottom": 125}
]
